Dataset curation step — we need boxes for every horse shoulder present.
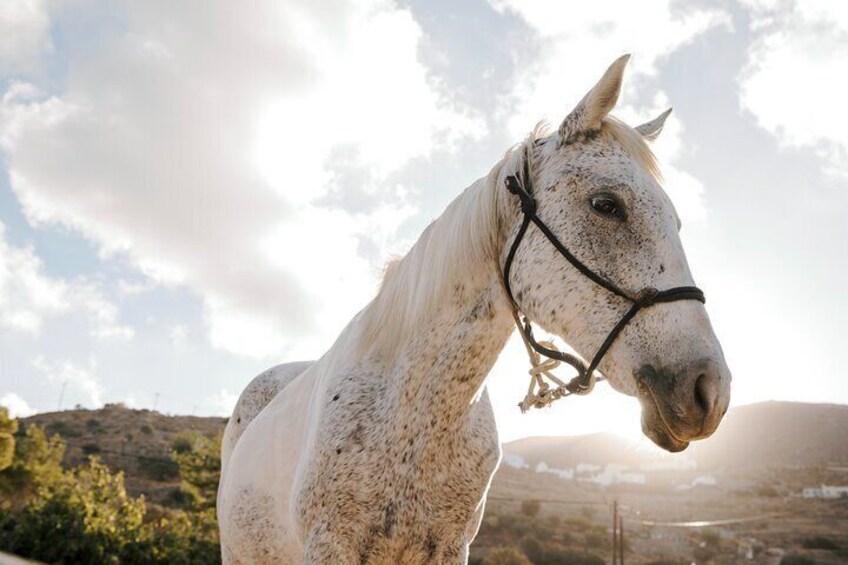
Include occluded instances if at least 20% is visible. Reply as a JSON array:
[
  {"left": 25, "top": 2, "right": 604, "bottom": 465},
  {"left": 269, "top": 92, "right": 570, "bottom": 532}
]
[
  {"left": 218, "top": 361, "right": 316, "bottom": 563},
  {"left": 221, "top": 361, "right": 314, "bottom": 463}
]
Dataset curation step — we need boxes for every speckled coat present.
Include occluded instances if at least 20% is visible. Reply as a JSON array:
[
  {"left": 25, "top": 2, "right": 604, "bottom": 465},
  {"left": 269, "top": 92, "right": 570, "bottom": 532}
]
[{"left": 216, "top": 55, "right": 731, "bottom": 564}]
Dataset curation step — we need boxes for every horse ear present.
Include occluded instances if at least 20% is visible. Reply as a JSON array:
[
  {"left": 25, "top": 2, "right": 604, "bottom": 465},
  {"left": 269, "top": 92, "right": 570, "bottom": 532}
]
[
  {"left": 558, "top": 54, "right": 630, "bottom": 144},
  {"left": 636, "top": 108, "right": 673, "bottom": 141}
]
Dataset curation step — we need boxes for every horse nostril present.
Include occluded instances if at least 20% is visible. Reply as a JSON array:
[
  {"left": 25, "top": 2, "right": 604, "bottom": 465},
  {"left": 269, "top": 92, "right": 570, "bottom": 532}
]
[{"left": 694, "top": 373, "right": 713, "bottom": 415}]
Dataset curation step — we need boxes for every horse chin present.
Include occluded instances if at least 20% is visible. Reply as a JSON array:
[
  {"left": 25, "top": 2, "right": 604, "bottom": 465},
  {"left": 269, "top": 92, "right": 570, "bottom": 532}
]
[{"left": 638, "top": 393, "right": 690, "bottom": 453}]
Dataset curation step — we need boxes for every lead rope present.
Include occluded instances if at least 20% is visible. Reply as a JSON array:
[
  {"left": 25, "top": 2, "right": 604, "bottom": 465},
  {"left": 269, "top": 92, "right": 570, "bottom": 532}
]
[{"left": 500, "top": 276, "right": 601, "bottom": 413}]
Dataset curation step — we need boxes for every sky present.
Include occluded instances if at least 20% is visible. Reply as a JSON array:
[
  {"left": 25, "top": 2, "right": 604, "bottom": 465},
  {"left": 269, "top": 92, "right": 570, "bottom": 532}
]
[{"left": 0, "top": 0, "right": 845, "bottom": 443}]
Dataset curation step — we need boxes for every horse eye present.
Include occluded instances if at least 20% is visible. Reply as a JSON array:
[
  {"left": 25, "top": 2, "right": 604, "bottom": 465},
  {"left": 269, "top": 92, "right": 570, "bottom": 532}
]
[{"left": 590, "top": 195, "right": 624, "bottom": 219}]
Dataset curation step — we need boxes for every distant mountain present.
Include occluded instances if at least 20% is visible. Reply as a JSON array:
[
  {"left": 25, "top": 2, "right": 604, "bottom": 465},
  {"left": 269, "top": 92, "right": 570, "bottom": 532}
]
[
  {"left": 504, "top": 401, "right": 848, "bottom": 471},
  {"left": 686, "top": 400, "right": 848, "bottom": 468},
  {"left": 503, "top": 432, "right": 648, "bottom": 470}
]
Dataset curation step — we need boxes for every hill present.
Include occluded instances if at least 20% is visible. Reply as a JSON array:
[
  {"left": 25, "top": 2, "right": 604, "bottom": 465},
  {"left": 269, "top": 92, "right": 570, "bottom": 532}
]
[
  {"left": 16, "top": 400, "right": 848, "bottom": 503},
  {"left": 22, "top": 403, "right": 226, "bottom": 503},
  {"left": 504, "top": 401, "right": 848, "bottom": 471}
]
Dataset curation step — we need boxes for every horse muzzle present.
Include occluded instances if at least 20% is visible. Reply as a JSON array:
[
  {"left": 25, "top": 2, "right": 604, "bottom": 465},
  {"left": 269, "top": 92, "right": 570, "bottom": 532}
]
[{"left": 634, "top": 361, "right": 731, "bottom": 452}]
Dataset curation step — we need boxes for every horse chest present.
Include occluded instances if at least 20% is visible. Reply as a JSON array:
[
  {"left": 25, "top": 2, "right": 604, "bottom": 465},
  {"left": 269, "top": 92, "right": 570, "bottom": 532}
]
[{"left": 294, "top": 372, "right": 500, "bottom": 561}]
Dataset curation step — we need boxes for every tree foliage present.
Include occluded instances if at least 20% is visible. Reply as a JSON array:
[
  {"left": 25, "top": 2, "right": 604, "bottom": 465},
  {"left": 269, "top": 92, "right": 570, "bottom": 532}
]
[
  {"left": 0, "top": 423, "right": 222, "bottom": 564},
  {"left": 171, "top": 431, "right": 221, "bottom": 512},
  {"left": 0, "top": 408, "right": 18, "bottom": 471}
]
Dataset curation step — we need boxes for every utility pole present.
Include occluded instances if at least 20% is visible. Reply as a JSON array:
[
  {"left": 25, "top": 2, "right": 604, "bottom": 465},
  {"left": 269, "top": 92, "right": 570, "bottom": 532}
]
[
  {"left": 153, "top": 392, "right": 160, "bottom": 412},
  {"left": 618, "top": 512, "right": 625, "bottom": 565},
  {"left": 612, "top": 500, "right": 618, "bottom": 565},
  {"left": 57, "top": 381, "right": 68, "bottom": 411}
]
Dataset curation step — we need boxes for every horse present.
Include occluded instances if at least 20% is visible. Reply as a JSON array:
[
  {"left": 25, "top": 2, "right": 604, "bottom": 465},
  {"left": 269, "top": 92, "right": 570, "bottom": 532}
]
[{"left": 217, "top": 54, "right": 732, "bottom": 564}]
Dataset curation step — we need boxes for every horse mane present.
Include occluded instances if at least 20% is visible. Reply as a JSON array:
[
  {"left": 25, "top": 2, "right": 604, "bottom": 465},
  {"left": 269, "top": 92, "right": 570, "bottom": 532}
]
[
  {"left": 600, "top": 116, "right": 661, "bottom": 181},
  {"left": 358, "top": 118, "right": 658, "bottom": 360}
]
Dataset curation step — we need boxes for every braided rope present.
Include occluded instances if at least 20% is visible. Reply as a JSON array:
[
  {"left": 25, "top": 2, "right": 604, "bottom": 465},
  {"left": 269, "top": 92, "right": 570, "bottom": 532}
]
[{"left": 507, "top": 304, "right": 602, "bottom": 413}]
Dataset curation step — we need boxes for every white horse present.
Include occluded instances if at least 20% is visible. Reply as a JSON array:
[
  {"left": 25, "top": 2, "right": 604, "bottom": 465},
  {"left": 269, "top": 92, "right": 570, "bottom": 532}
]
[{"left": 217, "top": 55, "right": 731, "bottom": 564}]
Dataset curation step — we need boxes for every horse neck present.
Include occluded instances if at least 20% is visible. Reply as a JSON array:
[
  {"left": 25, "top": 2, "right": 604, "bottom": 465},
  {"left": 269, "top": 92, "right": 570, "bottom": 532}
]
[
  {"left": 360, "top": 159, "right": 521, "bottom": 428},
  {"left": 388, "top": 276, "right": 514, "bottom": 429}
]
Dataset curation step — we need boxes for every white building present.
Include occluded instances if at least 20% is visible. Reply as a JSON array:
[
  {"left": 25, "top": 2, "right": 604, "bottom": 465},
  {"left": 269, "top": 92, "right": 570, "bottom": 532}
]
[
  {"left": 639, "top": 458, "right": 697, "bottom": 471},
  {"left": 535, "top": 461, "right": 574, "bottom": 480},
  {"left": 502, "top": 453, "right": 527, "bottom": 469},
  {"left": 802, "top": 485, "right": 848, "bottom": 499},
  {"left": 579, "top": 464, "right": 646, "bottom": 486}
]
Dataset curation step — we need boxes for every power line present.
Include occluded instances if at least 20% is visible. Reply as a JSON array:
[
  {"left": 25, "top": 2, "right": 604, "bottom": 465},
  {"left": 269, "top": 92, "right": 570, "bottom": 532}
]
[{"left": 622, "top": 513, "right": 788, "bottom": 528}]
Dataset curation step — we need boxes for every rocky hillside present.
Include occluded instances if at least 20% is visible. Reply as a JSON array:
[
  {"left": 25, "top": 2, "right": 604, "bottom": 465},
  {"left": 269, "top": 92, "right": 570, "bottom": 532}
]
[{"left": 22, "top": 403, "right": 226, "bottom": 503}]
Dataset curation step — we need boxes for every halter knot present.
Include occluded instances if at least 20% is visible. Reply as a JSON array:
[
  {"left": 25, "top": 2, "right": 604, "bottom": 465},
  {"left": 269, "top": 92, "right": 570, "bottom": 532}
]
[
  {"left": 635, "top": 287, "right": 660, "bottom": 306},
  {"left": 505, "top": 175, "right": 537, "bottom": 215}
]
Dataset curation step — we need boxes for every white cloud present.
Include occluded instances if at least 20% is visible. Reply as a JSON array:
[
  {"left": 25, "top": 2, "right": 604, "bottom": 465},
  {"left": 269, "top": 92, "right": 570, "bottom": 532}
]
[
  {"left": 0, "top": 392, "right": 35, "bottom": 418},
  {"left": 32, "top": 355, "right": 103, "bottom": 408},
  {"left": 206, "top": 388, "right": 238, "bottom": 417},
  {"left": 168, "top": 323, "right": 188, "bottom": 346},
  {"left": 0, "top": 0, "right": 483, "bottom": 359},
  {"left": 0, "top": 222, "right": 133, "bottom": 339},
  {"left": 0, "top": 0, "right": 51, "bottom": 75},
  {"left": 740, "top": 0, "right": 848, "bottom": 175}
]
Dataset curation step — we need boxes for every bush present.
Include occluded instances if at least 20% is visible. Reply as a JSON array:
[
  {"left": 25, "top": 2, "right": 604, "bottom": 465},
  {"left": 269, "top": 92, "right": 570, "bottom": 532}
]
[
  {"left": 482, "top": 546, "right": 532, "bottom": 565},
  {"left": 171, "top": 433, "right": 221, "bottom": 511},
  {"left": 82, "top": 443, "right": 102, "bottom": 456},
  {"left": 0, "top": 458, "right": 146, "bottom": 563},
  {"left": 0, "top": 427, "right": 222, "bottom": 563},
  {"left": 780, "top": 556, "right": 816, "bottom": 565},
  {"left": 86, "top": 419, "right": 103, "bottom": 432},
  {"left": 521, "top": 499, "right": 541, "bottom": 518},
  {"left": 0, "top": 408, "right": 17, "bottom": 471},
  {"left": 585, "top": 532, "right": 610, "bottom": 550},
  {"left": 519, "top": 535, "right": 543, "bottom": 562},
  {"left": 47, "top": 420, "right": 83, "bottom": 438},
  {"left": 137, "top": 456, "right": 179, "bottom": 481},
  {"left": 802, "top": 536, "right": 838, "bottom": 550}
]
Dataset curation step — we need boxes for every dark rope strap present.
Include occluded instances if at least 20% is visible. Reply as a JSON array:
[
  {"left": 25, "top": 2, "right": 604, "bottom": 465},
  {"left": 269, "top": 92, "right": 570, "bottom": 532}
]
[{"left": 502, "top": 145, "right": 706, "bottom": 405}]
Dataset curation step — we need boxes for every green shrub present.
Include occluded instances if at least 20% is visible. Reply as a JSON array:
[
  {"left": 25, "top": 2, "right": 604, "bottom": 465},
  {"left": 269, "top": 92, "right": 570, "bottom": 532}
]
[
  {"left": 519, "top": 535, "right": 543, "bottom": 562},
  {"left": 0, "top": 408, "right": 17, "bottom": 471},
  {"left": 780, "top": 556, "right": 816, "bottom": 565},
  {"left": 482, "top": 546, "right": 532, "bottom": 565},
  {"left": 137, "top": 456, "right": 179, "bottom": 481},
  {"left": 47, "top": 420, "right": 83, "bottom": 438},
  {"left": 521, "top": 499, "right": 541, "bottom": 518},
  {"left": 0, "top": 427, "right": 222, "bottom": 563},
  {"left": 802, "top": 536, "right": 838, "bottom": 550}
]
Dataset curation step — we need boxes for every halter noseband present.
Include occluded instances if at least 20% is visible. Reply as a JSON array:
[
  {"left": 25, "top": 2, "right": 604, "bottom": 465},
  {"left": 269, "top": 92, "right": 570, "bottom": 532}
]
[{"left": 502, "top": 146, "right": 705, "bottom": 412}]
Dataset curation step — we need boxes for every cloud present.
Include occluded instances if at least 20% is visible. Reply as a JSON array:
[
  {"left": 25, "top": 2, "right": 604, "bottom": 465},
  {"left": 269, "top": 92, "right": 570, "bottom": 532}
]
[
  {"left": 32, "top": 355, "right": 103, "bottom": 408},
  {"left": 0, "top": 0, "right": 483, "bottom": 359},
  {"left": 0, "top": 0, "right": 51, "bottom": 75},
  {"left": 0, "top": 392, "right": 35, "bottom": 418},
  {"left": 740, "top": 0, "right": 848, "bottom": 175},
  {"left": 206, "top": 388, "right": 238, "bottom": 417},
  {"left": 0, "top": 222, "right": 133, "bottom": 339}
]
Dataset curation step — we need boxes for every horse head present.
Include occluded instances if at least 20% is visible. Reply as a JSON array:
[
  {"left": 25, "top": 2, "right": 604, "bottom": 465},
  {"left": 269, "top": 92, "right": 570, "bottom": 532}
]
[{"left": 502, "top": 55, "right": 731, "bottom": 452}]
